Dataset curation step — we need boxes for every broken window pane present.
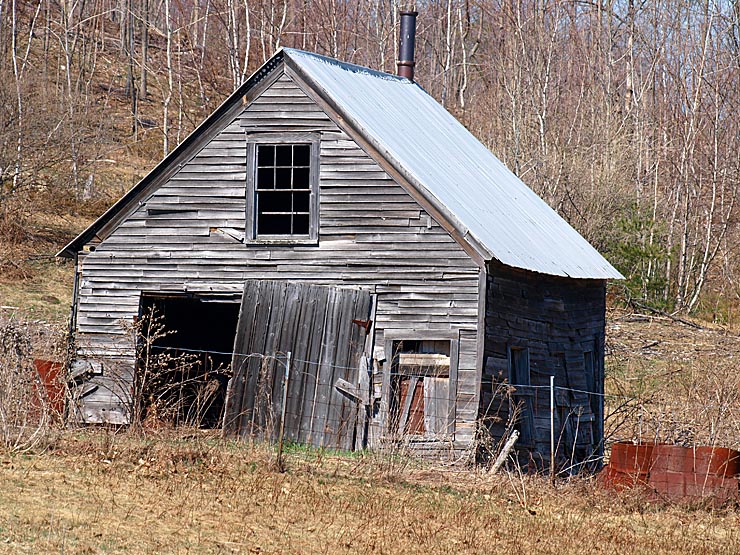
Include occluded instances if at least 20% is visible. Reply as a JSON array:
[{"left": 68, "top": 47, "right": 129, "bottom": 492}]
[
  {"left": 293, "top": 214, "right": 309, "bottom": 234},
  {"left": 293, "top": 144, "right": 311, "bottom": 166},
  {"left": 257, "top": 167, "right": 273, "bottom": 189},
  {"left": 293, "top": 167, "right": 310, "bottom": 186},
  {"left": 275, "top": 168, "right": 292, "bottom": 188},
  {"left": 257, "top": 145, "right": 275, "bottom": 166},
  {"left": 293, "top": 192, "right": 310, "bottom": 212},
  {"left": 258, "top": 213, "right": 292, "bottom": 235},
  {"left": 275, "top": 145, "right": 292, "bottom": 166}
]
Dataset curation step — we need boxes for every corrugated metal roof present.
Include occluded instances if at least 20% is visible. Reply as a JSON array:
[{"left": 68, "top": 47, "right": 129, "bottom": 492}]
[{"left": 285, "top": 49, "right": 622, "bottom": 280}]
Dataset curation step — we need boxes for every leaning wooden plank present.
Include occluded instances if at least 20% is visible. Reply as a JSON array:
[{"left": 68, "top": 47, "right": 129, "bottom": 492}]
[
  {"left": 225, "top": 280, "right": 259, "bottom": 434},
  {"left": 241, "top": 281, "right": 274, "bottom": 436},
  {"left": 327, "top": 289, "right": 357, "bottom": 450},
  {"left": 313, "top": 287, "right": 342, "bottom": 448},
  {"left": 284, "top": 283, "right": 314, "bottom": 442},
  {"left": 256, "top": 281, "right": 286, "bottom": 438},
  {"left": 398, "top": 377, "right": 422, "bottom": 436},
  {"left": 272, "top": 282, "right": 303, "bottom": 440},
  {"left": 334, "top": 378, "right": 364, "bottom": 403},
  {"left": 355, "top": 354, "right": 371, "bottom": 449},
  {"left": 491, "top": 430, "right": 520, "bottom": 473}
]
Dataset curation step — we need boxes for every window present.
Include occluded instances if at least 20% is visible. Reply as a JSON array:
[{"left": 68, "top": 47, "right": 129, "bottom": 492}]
[
  {"left": 508, "top": 346, "right": 534, "bottom": 446},
  {"left": 246, "top": 135, "right": 318, "bottom": 242}
]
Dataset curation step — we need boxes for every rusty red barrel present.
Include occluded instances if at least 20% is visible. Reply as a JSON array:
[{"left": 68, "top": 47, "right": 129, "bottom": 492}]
[
  {"left": 33, "top": 359, "right": 65, "bottom": 417},
  {"left": 692, "top": 446, "right": 740, "bottom": 478},
  {"left": 599, "top": 466, "right": 649, "bottom": 490},
  {"left": 610, "top": 442, "right": 654, "bottom": 474},
  {"left": 648, "top": 471, "right": 688, "bottom": 500},
  {"left": 652, "top": 444, "right": 693, "bottom": 474},
  {"left": 605, "top": 442, "right": 654, "bottom": 489}
]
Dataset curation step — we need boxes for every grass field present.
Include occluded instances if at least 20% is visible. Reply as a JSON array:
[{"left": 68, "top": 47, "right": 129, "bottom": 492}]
[{"left": 1, "top": 430, "right": 739, "bottom": 555}]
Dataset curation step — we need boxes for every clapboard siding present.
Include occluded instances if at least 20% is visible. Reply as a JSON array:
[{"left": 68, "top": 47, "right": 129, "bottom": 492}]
[
  {"left": 74, "top": 70, "right": 481, "bottom": 450},
  {"left": 480, "top": 262, "right": 606, "bottom": 471}
]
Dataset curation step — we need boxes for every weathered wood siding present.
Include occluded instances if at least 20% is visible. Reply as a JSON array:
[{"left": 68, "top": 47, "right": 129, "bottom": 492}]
[
  {"left": 73, "top": 68, "right": 481, "bottom": 450},
  {"left": 481, "top": 262, "right": 606, "bottom": 471}
]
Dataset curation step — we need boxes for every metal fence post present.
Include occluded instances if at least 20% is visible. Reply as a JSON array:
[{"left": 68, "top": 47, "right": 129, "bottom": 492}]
[
  {"left": 277, "top": 351, "right": 291, "bottom": 471},
  {"left": 550, "top": 375, "right": 555, "bottom": 483}
]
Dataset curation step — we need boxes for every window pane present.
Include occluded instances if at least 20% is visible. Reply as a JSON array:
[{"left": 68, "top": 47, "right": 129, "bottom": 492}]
[
  {"left": 293, "top": 144, "right": 311, "bottom": 166},
  {"left": 257, "top": 191, "right": 292, "bottom": 214},
  {"left": 275, "top": 145, "right": 292, "bottom": 166},
  {"left": 258, "top": 213, "right": 292, "bottom": 235},
  {"left": 293, "top": 191, "right": 310, "bottom": 212},
  {"left": 293, "top": 167, "right": 310, "bottom": 187},
  {"left": 275, "top": 167, "right": 292, "bottom": 189},
  {"left": 257, "top": 145, "right": 274, "bottom": 167},
  {"left": 292, "top": 214, "right": 310, "bottom": 235},
  {"left": 257, "top": 167, "right": 274, "bottom": 189}
]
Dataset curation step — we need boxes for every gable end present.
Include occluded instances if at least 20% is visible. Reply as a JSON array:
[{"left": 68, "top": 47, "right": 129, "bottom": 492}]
[{"left": 57, "top": 53, "right": 286, "bottom": 258}]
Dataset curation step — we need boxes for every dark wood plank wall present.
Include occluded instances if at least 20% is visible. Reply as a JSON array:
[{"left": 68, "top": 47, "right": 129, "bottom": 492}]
[
  {"left": 73, "top": 69, "right": 481, "bottom": 449},
  {"left": 480, "top": 262, "right": 606, "bottom": 471}
]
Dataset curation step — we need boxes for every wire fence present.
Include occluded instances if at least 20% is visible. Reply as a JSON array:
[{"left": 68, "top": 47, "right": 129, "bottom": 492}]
[{"left": 105, "top": 342, "right": 740, "bottom": 474}]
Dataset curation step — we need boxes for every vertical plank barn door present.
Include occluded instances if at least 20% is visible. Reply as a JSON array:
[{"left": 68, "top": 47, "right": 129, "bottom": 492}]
[{"left": 223, "top": 281, "right": 371, "bottom": 450}]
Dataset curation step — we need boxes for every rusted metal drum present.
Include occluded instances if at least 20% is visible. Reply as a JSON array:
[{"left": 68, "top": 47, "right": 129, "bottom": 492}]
[
  {"left": 652, "top": 444, "right": 693, "bottom": 474},
  {"left": 604, "top": 442, "right": 654, "bottom": 490},
  {"left": 692, "top": 446, "right": 740, "bottom": 478},
  {"left": 610, "top": 442, "right": 654, "bottom": 474},
  {"left": 599, "top": 466, "right": 649, "bottom": 490}
]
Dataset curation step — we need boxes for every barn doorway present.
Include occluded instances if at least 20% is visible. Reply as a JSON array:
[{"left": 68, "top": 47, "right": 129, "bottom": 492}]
[{"left": 137, "top": 293, "right": 240, "bottom": 428}]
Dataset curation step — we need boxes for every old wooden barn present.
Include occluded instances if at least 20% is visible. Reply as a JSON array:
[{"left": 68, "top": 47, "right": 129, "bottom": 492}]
[{"left": 59, "top": 18, "right": 621, "bottom": 469}]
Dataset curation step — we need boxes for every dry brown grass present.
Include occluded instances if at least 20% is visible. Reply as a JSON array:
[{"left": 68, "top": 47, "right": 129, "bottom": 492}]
[
  {"left": 0, "top": 429, "right": 739, "bottom": 555},
  {"left": 3, "top": 308, "right": 740, "bottom": 553}
]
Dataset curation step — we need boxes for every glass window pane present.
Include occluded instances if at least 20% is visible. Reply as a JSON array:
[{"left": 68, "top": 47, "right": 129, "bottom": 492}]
[
  {"left": 275, "top": 167, "right": 292, "bottom": 189},
  {"left": 293, "top": 191, "right": 310, "bottom": 212},
  {"left": 257, "top": 191, "right": 292, "bottom": 214},
  {"left": 275, "top": 145, "right": 292, "bottom": 166},
  {"left": 293, "top": 144, "right": 310, "bottom": 166},
  {"left": 293, "top": 167, "right": 310, "bottom": 187},
  {"left": 257, "top": 167, "right": 274, "bottom": 189},
  {"left": 257, "top": 145, "right": 274, "bottom": 167},
  {"left": 292, "top": 214, "right": 309, "bottom": 235},
  {"left": 253, "top": 141, "right": 315, "bottom": 238},
  {"left": 258, "top": 213, "right": 292, "bottom": 235}
]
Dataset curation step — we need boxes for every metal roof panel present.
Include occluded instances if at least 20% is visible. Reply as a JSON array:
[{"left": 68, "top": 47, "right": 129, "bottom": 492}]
[{"left": 284, "top": 49, "right": 622, "bottom": 280}]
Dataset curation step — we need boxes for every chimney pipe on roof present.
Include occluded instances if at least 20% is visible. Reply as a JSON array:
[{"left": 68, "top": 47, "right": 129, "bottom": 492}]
[{"left": 397, "top": 10, "right": 418, "bottom": 81}]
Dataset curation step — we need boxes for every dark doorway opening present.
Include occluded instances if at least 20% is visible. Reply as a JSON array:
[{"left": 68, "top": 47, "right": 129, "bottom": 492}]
[{"left": 138, "top": 293, "right": 240, "bottom": 428}]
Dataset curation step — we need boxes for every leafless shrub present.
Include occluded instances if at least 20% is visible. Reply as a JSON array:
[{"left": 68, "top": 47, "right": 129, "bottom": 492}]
[
  {"left": 0, "top": 318, "right": 60, "bottom": 452},
  {"left": 605, "top": 352, "right": 740, "bottom": 450},
  {"left": 109, "top": 307, "right": 223, "bottom": 431},
  {"left": 475, "top": 382, "right": 522, "bottom": 469}
]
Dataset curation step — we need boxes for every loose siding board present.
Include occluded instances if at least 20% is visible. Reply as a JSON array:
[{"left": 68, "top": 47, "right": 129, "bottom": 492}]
[{"left": 73, "top": 71, "right": 482, "bottom": 453}]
